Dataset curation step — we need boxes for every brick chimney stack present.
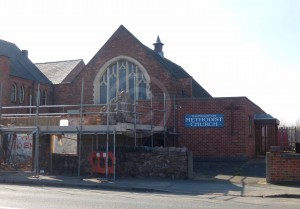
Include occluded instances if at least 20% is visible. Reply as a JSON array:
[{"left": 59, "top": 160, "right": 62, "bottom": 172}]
[{"left": 22, "top": 50, "right": 28, "bottom": 58}]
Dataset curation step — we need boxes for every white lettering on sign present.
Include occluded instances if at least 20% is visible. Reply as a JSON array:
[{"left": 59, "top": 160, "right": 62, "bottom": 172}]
[{"left": 185, "top": 114, "right": 224, "bottom": 128}]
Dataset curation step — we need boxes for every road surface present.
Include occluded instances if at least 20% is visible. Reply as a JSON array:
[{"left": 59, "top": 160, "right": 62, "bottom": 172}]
[{"left": 0, "top": 184, "right": 298, "bottom": 209}]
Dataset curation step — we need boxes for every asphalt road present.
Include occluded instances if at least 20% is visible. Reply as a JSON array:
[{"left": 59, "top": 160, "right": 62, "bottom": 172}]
[{"left": 0, "top": 184, "right": 299, "bottom": 209}]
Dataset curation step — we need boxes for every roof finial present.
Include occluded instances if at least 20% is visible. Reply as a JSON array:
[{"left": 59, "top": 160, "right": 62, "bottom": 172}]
[{"left": 153, "top": 36, "right": 164, "bottom": 57}]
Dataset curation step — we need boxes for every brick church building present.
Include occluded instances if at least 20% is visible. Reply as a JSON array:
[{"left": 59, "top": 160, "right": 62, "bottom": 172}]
[{"left": 0, "top": 25, "right": 279, "bottom": 168}]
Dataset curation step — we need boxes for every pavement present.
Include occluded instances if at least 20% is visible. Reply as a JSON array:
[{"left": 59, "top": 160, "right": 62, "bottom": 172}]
[{"left": 0, "top": 158, "right": 300, "bottom": 198}]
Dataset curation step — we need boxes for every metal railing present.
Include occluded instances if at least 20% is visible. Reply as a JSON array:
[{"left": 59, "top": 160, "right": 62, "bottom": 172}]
[
  {"left": 278, "top": 127, "right": 299, "bottom": 151},
  {"left": 0, "top": 80, "right": 173, "bottom": 178}
]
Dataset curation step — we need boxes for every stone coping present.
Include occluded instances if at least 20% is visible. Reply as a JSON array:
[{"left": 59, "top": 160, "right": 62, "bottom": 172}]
[{"left": 281, "top": 152, "right": 300, "bottom": 159}]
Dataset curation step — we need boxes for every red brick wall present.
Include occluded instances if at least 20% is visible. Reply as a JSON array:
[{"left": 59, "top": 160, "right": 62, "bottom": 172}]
[
  {"left": 176, "top": 78, "right": 192, "bottom": 98},
  {"left": 178, "top": 97, "right": 269, "bottom": 159},
  {"left": 242, "top": 98, "right": 266, "bottom": 157},
  {"left": 3, "top": 77, "right": 51, "bottom": 114},
  {"left": 0, "top": 56, "right": 52, "bottom": 113},
  {"left": 137, "top": 97, "right": 266, "bottom": 159},
  {"left": 0, "top": 56, "right": 10, "bottom": 106},
  {"left": 267, "top": 147, "right": 300, "bottom": 182},
  {"left": 53, "top": 27, "right": 192, "bottom": 106}
]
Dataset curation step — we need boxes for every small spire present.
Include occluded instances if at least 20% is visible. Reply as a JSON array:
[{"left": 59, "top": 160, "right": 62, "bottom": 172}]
[
  {"left": 153, "top": 36, "right": 164, "bottom": 57},
  {"left": 156, "top": 36, "right": 162, "bottom": 43}
]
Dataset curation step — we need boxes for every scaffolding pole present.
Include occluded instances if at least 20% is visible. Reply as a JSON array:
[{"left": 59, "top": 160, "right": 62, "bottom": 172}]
[
  {"left": 134, "top": 74, "right": 137, "bottom": 147},
  {"left": 78, "top": 78, "right": 84, "bottom": 176},
  {"left": 106, "top": 71, "right": 110, "bottom": 180},
  {"left": 113, "top": 128, "right": 116, "bottom": 182},
  {"left": 0, "top": 83, "right": 2, "bottom": 118},
  {"left": 151, "top": 93, "right": 153, "bottom": 147},
  {"left": 105, "top": 132, "right": 109, "bottom": 180},
  {"left": 163, "top": 93, "right": 166, "bottom": 146},
  {"left": 34, "top": 84, "right": 40, "bottom": 177}
]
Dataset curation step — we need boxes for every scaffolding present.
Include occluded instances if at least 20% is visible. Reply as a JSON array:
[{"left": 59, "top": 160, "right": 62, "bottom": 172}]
[{"left": 0, "top": 79, "right": 173, "bottom": 180}]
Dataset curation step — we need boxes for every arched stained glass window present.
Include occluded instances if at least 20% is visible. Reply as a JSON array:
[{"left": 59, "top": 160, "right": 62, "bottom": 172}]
[
  {"left": 94, "top": 58, "right": 150, "bottom": 104},
  {"left": 99, "top": 71, "right": 107, "bottom": 104},
  {"left": 109, "top": 65, "right": 117, "bottom": 100}
]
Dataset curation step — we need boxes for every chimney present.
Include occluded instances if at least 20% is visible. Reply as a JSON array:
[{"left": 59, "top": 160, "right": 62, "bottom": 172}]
[
  {"left": 22, "top": 50, "right": 28, "bottom": 58},
  {"left": 153, "top": 36, "right": 164, "bottom": 57}
]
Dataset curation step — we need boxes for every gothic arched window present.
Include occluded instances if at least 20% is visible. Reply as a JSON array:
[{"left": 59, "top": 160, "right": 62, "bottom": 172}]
[
  {"left": 41, "top": 90, "right": 47, "bottom": 105},
  {"left": 11, "top": 83, "right": 17, "bottom": 103},
  {"left": 19, "top": 85, "right": 25, "bottom": 103},
  {"left": 95, "top": 58, "right": 150, "bottom": 104}
]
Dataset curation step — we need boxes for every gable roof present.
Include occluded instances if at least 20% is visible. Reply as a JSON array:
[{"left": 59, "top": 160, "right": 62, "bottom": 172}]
[
  {"left": 35, "top": 59, "right": 85, "bottom": 84},
  {"left": 192, "top": 79, "right": 212, "bottom": 98},
  {"left": 149, "top": 49, "right": 191, "bottom": 78},
  {"left": 0, "top": 39, "right": 51, "bottom": 84},
  {"left": 113, "top": 26, "right": 191, "bottom": 79},
  {"left": 111, "top": 25, "right": 212, "bottom": 98}
]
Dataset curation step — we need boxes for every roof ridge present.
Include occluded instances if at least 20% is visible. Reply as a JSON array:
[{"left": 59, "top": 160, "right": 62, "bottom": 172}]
[
  {"left": 142, "top": 44, "right": 191, "bottom": 78},
  {"left": 0, "top": 39, "right": 15, "bottom": 45},
  {"left": 0, "top": 40, "right": 52, "bottom": 84},
  {"left": 35, "top": 59, "right": 83, "bottom": 64}
]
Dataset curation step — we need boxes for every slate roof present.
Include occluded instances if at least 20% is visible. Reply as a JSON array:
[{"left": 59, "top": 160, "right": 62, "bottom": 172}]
[
  {"left": 149, "top": 50, "right": 191, "bottom": 78},
  {"left": 192, "top": 79, "right": 212, "bottom": 98},
  {"left": 35, "top": 59, "right": 85, "bottom": 84},
  {"left": 0, "top": 39, "right": 51, "bottom": 84},
  {"left": 146, "top": 46, "right": 211, "bottom": 98},
  {"left": 254, "top": 113, "right": 280, "bottom": 125},
  {"left": 254, "top": 114, "right": 274, "bottom": 119},
  {"left": 115, "top": 25, "right": 212, "bottom": 98}
]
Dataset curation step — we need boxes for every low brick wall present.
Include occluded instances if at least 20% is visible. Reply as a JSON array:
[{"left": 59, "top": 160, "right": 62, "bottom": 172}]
[
  {"left": 116, "top": 147, "right": 189, "bottom": 179},
  {"left": 267, "top": 146, "right": 300, "bottom": 183},
  {"left": 47, "top": 146, "right": 190, "bottom": 179},
  {"left": 51, "top": 154, "right": 78, "bottom": 176}
]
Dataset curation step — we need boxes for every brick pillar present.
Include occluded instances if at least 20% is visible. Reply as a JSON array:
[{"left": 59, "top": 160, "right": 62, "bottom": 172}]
[
  {"left": 267, "top": 146, "right": 281, "bottom": 183},
  {"left": 187, "top": 150, "right": 193, "bottom": 179},
  {"left": 266, "top": 152, "right": 270, "bottom": 183}
]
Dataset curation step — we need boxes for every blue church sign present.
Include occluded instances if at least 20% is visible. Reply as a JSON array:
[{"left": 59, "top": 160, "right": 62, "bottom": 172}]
[{"left": 185, "top": 114, "right": 224, "bottom": 128}]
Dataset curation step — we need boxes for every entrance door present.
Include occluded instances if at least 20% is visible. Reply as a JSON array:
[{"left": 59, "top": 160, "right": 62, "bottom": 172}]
[{"left": 255, "top": 124, "right": 267, "bottom": 155}]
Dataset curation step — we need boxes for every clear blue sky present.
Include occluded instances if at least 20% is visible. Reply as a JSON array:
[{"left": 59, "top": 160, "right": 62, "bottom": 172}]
[{"left": 1, "top": 0, "right": 300, "bottom": 125}]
